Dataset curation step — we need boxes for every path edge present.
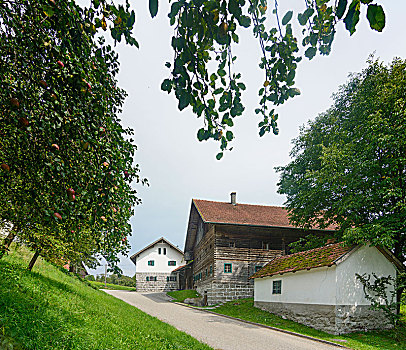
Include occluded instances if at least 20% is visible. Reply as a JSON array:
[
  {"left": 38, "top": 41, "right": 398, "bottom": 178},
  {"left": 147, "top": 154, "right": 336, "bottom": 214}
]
[{"left": 173, "top": 301, "right": 349, "bottom": 349}]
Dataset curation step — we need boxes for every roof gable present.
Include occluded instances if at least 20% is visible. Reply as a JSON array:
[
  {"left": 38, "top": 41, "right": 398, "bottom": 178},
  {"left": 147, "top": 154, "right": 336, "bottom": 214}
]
[
  {"left": 130, "top": 237, "right": 184, "bottom": 264},
  {"left": 250, "top": 242, "right": 353, "bottom": 279},
  {"left": 193, "top": 199, "right": 336, "bottom": 230}
]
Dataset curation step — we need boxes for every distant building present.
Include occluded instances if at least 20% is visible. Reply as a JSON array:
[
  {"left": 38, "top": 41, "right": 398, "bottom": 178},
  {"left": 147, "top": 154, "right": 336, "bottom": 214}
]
[
  {"left": 251, "top": 242, "right": 404, "bottom": 334},
  {"left": 182, "top": 193, "right": 335, "bottom": 305},
  {"left": 130, "top": 237, "right": 184, "bottom": 292}
]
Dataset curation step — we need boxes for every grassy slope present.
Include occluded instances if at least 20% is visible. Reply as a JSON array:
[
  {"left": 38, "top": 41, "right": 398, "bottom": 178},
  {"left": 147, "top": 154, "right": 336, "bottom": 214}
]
[
  {"left": 167, "top": 290, "right": 200, "bottom": 302},
  {"left": 211, "top": 298, "right": 406, "bottom": 350},
  {"left": 89, "top": 281, "right": 136, "bottom": 291},
  {"left": 0, "top": 246, "right": 212, "bottom": 350}
]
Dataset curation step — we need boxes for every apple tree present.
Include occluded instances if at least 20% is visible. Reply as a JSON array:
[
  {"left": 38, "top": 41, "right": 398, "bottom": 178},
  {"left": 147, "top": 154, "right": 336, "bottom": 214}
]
[
  {"left": 0, "top": 0, "right": 144, "bottom": 271},
  {"left": 158, "top": 0, "right": 386, "bottom": 158}
]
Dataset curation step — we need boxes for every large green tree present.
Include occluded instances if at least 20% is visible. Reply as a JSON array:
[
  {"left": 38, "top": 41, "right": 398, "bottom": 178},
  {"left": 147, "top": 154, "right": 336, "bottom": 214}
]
[
  {"left": 0, "top": 0, "right": 144, "bottom": 271},
  {"left": 276, "top": 58, "right": 406, "bottom": 267}
]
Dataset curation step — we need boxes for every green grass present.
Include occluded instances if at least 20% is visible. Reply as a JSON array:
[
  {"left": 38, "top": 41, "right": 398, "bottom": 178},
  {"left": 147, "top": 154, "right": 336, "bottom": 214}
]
[
  {"left": 0, "top": 245, "right": 212, "bottom": 350},
  {"left": 167, "top": 289, "right": 200, "bottom": 302},
  {"left": 210, "top": 298, "right": 406, "bottom": 350},
  {"left": 89, "top": 281, "right": 136, "bottom": 291}
]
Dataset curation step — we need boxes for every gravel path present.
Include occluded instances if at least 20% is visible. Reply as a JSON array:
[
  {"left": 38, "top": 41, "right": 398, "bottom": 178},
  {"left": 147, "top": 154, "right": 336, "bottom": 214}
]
[{"left": 104, "top": 291, "right": 343, "bottom": 350}]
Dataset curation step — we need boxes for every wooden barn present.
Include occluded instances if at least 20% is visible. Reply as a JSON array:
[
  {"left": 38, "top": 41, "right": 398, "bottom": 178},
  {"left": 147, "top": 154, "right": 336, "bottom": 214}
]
[{"left": 183, "top": 193, "right": 336, "bottom": 305}]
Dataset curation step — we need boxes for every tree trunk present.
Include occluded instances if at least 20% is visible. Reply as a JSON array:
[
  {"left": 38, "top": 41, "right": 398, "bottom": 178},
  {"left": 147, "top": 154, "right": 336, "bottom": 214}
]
[
  {"left": 0, "top": 231, "right": 16, "bottom": 259},
  {"left": 28, "top": 250, "right": 40, "bottom": 271}
]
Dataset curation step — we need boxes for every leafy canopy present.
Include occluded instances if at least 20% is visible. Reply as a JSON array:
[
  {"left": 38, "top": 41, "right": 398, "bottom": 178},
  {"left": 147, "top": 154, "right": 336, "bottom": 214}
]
[
  {"left": 155, "top": 0, "right": 386, "bottom": 158},
  {"left": 0, "top": 0, "right": 145, "bottom": 271}
]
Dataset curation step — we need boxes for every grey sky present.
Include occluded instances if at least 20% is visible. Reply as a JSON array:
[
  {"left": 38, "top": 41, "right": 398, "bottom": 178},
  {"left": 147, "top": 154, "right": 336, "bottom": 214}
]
[{"left": 87, "top": 1, "right": 406, "bottom": 276}]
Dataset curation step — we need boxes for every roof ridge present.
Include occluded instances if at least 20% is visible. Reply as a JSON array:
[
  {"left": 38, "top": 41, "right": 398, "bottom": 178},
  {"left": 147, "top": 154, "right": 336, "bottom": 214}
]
[{"left": 192, "top": 198, "right": 286, "bottom": 209}]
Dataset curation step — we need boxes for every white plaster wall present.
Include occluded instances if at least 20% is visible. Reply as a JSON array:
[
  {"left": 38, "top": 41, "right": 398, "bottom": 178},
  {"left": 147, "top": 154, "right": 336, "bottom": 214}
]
[
  {"left": 336, "top": 245, "right": 397, "bottom": 305},
  {"left": 136, "top": 242, "right": 184, "bottom": 273},
  {"left": 254, "top": 266, "right": 336, "bottom": 305}
]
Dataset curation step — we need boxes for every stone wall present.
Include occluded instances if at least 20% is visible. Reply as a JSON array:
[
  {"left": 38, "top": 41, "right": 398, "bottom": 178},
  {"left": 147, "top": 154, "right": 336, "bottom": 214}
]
[
  {"left": 335, "top": 305, "right": 393, "bottom": 334},
  {"left": 136, "top": 272, "right": 178, "bottom": 292},
  {"left": 196, "top": 281, "right": 254, "bottom": 305},
  {"left": 254, "top": 301, "right": 394, "bottom": 334}
]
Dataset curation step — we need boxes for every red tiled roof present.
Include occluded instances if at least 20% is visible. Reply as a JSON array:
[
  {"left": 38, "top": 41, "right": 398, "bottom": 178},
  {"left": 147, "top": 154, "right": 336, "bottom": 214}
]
[
  {"left": 250, "top": 242, "right": 353, "bottom": 279},
  {"left": 193, "top": 199, "right": 336, "bottom": 230},
  {"left": 171, "top": 264, "right": 186, "bottom": 272}
]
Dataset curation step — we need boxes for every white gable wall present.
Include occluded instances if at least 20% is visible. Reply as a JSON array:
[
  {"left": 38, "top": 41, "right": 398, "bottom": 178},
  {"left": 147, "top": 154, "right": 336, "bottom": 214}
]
[
  {"left": 336, "top": 245, "right": 397, "bottom": 305},
  {"left": 254, "top": 266, "right": 337, "bottom": 304},
  {"left": 136, "top": 242, "right": 184, "bottom": 273}
]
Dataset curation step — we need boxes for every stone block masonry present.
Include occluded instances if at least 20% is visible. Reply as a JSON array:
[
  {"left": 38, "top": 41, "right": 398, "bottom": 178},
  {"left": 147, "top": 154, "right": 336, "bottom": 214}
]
[
  {"left": 196, "top": 281, "right": 254, "bottom": 305},
  {"left": 136, "top": 272, "right": 178, "bottom": 292},
  {"left": 254, "top": 301, "right": 393, "bottom": 334}
]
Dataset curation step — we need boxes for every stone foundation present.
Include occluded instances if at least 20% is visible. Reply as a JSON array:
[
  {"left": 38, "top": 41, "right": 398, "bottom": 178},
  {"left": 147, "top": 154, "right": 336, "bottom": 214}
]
[
  {"left": 196, "top": 281, "right": 254, "bottom": 305},
  {"left": 254, "top": 301, "right": 393, "bottom": 334},
  {"left": 136, "top": 272, "right": 178, "bottom": 292}
]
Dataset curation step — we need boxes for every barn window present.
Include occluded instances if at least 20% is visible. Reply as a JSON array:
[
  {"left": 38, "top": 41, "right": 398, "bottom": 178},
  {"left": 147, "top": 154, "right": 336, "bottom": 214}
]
[
  {"left": 205, "top": 268, "right": 208, "bottom": 277},
  {"left": 146, "top": 276, "right": 149, "bottom": 281},
  {"left": 229, "top": 241, "right": 235, "bottom": 248},
  {"left": 148, "top": 260, "right": 154, "bottom": 266},
  {"left": 167, "top": 276, "right": 177, "bottom": 282},
  {"left": 272, "top": 280, "right": 282, "bottom": 294},
  {"left": 158, "top": 248, "right": 161, "bottom": 254},
  {"left": 224, "top": 263, "right": 232, "bottom": 273},
  {"left": 168, "top": 261, "right": 176, "bottom": 266},
  {"left": 210, "top": 265, "right": 213, "bottom": 275},
  {"left": 163, "top": 248, "right": 167, "bottom": 255},
  {"left": 255, "top": 265, "right": 262, "bottom": 272}
]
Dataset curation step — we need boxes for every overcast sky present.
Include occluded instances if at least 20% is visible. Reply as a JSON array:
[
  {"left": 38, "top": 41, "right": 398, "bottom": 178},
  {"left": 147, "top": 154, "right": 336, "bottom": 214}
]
[{"left": 87, "top": 1, "right": 406, "bottom": 276}]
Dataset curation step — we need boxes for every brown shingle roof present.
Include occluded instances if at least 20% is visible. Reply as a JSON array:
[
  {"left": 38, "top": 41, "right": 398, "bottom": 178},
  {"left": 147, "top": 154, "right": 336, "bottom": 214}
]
[
  {"left": 250, "top": 242, "right": 353, "bottom": 279},
  {"left": 193, "top": 199, "right": 335, "bottom": 230}
]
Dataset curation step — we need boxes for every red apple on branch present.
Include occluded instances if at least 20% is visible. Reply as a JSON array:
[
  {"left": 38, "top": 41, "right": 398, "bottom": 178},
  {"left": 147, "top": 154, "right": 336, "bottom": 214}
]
[
  {"left": 54, "top": 212, "right": 62, "bottom": 220},
  {"left": 10, "top": 98, "right": 19, "bottom": 108},
  {"left": 1, "top": 163, "right": 10, "bottom": 172},
  {"left": 57, "top": 60, "right": 64, "bottom": 68},
  {"left": 19, "top": 117, "right": 29, "bottom": 127},
  {"left": 39, "top": 80, "right": 48, "bottom": 88},
  {"left": 51, "top": 143, "right": 59, "bottom": 151}
]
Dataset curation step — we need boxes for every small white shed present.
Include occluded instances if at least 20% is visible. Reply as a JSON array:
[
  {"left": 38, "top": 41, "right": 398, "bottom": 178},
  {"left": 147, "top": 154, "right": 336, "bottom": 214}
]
[
  {"left": 130, "top": 237, "right": 184, "bottom": 292},
  {"left": 251, "top": 242, "right": 404, "bottom": 334}
]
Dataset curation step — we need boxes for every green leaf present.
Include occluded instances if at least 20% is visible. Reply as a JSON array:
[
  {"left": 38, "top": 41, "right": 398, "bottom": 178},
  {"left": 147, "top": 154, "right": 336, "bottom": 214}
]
[
  {"left": 149, "top": 0, "right": 158, "bottom": 18},
  {"left": 237, "top": 82, "right": 246, "bottom": 91},
  {"left": 344, "top": 0, "right": 360, "bottom": 36},
  {"left": 216, "top": 152, "right": 224, "bottom": 160},
  {"left": 197, "top": 128, "right": 206, "bottom": 141},
  {"left": 165, "top": 62, "right": 171, "bottom": 68},
  {"left": 178, "top": 90, "right": 190, "bottom": 110},
  {"left": 226, "top": 131, "right": 233, "bottom": 141},
  {"left": 336, "top": 0, "right": 347, "bottom": 19},
  {"left": 238, "top": 15, "right": 251, "bottom": 28},
  {"left": 297, "top": 13, "right": 307, "bottom": 26},
  {"left": 367, "top": 4, "right": 385, "bottom": 32},
  {"left": 213, "top": 88, "right": 224, "bottom": 95},
  {"left": 127, "top": 10, "right": 136, "bottom": 27},
  {"left": 161, "top": 79, "right": 172, "bottom": 92},
  {"left": 305, "top": 47, "right": 317, "bottom": 60},
  {"left": 281, "top": 11, "right": 293, "bottom": 26}
]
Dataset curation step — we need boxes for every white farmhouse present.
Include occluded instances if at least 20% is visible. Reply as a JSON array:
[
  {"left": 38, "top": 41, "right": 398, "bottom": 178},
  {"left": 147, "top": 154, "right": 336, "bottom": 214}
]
[
  {"left": 251, "top": 242, "right": 404, "bottom": 334},
  {"left": 130, "top": 237, "right": 184, "bottom": 292}
]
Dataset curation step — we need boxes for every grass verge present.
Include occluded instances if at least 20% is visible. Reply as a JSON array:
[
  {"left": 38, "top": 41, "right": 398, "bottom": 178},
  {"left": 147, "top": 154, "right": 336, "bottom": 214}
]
[
  {"left": 0, "top": 245, "right": 212, "bottom": 350},
  {"left": 210, "top": 298, "right": 406, "bottom": 350},
  {"left": 89, "top": 280, "right": 136, "bottom": 291},
  {"left": 167, "top": 289, "right": 200, "bottom": 302}
]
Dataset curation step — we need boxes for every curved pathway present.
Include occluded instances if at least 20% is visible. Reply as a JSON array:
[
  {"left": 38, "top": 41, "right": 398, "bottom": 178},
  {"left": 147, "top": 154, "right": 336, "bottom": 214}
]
[{"left": 104, "top": 291, "right": 343, "bottom": 350}]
